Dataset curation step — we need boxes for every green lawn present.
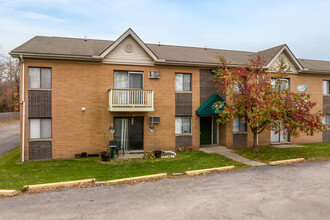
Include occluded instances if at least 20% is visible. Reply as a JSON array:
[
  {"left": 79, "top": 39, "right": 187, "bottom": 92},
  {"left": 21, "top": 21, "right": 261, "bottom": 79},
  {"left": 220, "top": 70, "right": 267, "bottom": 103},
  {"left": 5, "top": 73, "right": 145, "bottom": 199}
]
[
  {"left": 0, "top": 148, "right": 246, "bottom": 190},
  {"left": 233, "top": 142, "right": 330, "bottom": 163}
]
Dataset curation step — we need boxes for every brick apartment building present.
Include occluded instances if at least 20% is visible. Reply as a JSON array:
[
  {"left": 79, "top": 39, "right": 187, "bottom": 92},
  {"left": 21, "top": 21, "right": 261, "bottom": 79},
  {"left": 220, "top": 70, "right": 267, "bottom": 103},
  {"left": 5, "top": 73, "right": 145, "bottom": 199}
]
[{"left": 10, "top": 29, "right": 330, "bottom": 161}]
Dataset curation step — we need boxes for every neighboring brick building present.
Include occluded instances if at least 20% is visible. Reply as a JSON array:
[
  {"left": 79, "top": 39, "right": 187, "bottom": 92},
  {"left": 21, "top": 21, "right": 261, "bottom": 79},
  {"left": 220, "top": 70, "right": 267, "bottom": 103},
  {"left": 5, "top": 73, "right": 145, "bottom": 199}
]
[{"left": 10, "top": 29, "right": 330, "bottom": 161}]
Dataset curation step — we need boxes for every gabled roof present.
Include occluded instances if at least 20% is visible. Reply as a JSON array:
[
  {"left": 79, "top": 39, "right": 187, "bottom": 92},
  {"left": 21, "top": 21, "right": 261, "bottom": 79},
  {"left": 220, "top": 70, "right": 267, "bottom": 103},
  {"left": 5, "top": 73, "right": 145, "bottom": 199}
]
[
  {"left": 248, "top": 44, "right": 285, "bottom": 65},
  {"left": 298, "top": 59, "right": 330, "bottom": 72},
  {"left": 9, "top": 29, "right": 330, "bottom": 73},
  {"left": 265, "top": 45, "right": 304, "bottom": 70},
  {"left": 11, "top": 36, "right": 113, "bottom": 58},
  {"left": 99, "top": 28, "right": 159, "bottom": 61}
]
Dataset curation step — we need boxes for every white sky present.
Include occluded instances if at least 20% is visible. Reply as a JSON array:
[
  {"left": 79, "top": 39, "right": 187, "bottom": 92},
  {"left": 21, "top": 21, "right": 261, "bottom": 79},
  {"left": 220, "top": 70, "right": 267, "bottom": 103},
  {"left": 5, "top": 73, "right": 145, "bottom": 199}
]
[{"left": 1, "top": 0, "right": 330, "bottom": 61}]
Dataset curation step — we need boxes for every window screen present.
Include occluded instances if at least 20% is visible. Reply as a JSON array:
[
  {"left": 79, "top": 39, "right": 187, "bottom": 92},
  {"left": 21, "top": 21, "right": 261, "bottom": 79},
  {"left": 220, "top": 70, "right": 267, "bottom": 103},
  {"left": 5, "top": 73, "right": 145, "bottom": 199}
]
[
  {"left": 28, "top": 67, "right": 51, "bottom": 89},
  {"left": 30, "top": 119, "right": 52, "bottom": 139},
  {"left": 323, "top": 81, "right": 330, "bottom": 95},
  {"left": 175, "top": 73, "right": 191, "bottom": 91},
  {"left": 175, "top": 117, "right": 191, "bottom": 134},
  {"left": 30, "top": 119, "right": 41, "bottom": 139},
  {"left": 233, "top": 117, "right": 247, "bottom": 132}
]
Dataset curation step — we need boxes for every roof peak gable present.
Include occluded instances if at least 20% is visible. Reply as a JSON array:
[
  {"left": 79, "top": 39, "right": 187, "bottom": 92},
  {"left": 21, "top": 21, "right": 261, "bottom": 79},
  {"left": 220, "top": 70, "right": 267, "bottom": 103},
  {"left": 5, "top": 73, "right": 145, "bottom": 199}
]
[
  {"left": 99, "top": 28, "right": 159, "bottom": 61},
  {"left": 265, "top": 45, "right": 304, "bottom": 70}
]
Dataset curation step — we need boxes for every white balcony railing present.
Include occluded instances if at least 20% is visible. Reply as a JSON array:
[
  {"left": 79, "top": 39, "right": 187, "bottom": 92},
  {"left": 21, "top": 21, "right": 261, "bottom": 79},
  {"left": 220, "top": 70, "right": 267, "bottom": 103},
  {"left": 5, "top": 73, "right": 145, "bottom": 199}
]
[{"left": 108, "top": 88, "right": 154, "bottom": 112}]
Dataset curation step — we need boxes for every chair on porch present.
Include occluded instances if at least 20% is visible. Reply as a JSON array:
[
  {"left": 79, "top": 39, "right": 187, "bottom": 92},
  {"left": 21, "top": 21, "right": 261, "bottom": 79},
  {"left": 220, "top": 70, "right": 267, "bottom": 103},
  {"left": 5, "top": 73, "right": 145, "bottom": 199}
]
[{"left": 109, "top": 140, "right": 125, "bottom": 157}]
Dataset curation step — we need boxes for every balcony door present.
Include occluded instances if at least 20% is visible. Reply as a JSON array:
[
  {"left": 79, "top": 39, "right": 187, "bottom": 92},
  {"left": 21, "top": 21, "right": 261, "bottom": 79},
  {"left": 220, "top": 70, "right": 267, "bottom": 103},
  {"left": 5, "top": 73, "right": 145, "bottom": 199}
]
[
  {"left": 114, "top": 71, "right": 143, "bottom": 89},
  {"left": 114, "top": 71, "right": 143, "bottom": 105},
  {"left": 271, "top": 129, "right": 289, "bottom": 143},
  {"left": 114, "top": 117, "right": 144, "bottom": 151}
]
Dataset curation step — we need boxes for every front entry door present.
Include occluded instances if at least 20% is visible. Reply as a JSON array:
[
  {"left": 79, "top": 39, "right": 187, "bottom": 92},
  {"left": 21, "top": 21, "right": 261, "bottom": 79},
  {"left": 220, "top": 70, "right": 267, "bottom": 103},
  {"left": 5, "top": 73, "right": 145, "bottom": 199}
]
[
  {"left": 200, "top": 117, "right": 212, "bottom": 145},
  {"left": 114, "top": 117, "right": 144, "bottom": 150}
]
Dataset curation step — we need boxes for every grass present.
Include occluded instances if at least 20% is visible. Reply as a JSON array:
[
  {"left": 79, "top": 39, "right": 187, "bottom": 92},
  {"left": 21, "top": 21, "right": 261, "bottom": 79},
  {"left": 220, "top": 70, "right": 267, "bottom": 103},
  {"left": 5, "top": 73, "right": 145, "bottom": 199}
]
[
  {"left": 233, "top": 142, "right": 330, "bottom": 163},
  {"left": 0, "top": 118, "right": 19, "bottom": 126},
  {"left": 0, "top": 148, "right": 246, "bottom": 190}
]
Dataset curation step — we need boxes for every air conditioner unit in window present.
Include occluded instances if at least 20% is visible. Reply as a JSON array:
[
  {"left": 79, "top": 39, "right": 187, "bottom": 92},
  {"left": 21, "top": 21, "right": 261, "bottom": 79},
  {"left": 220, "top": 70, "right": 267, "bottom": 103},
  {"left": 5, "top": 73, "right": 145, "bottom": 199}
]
[
  {"left": 148, "top": 116, "right": 160, "bottom": 124},
  {"left": 148, "top": 71, "right": 160, "bottom": 79}
]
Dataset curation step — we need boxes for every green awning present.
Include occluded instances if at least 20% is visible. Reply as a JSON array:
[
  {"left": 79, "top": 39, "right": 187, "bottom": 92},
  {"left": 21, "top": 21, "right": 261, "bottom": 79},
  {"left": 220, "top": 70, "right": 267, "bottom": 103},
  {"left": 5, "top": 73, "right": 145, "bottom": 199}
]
[{"left": 196, "top": 94, "right": 225, "bottom": 115}]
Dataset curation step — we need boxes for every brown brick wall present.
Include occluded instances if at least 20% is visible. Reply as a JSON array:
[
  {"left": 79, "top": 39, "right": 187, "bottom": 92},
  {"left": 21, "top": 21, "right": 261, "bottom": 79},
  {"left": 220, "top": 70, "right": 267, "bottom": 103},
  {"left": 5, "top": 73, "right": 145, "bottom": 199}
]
[
  {"left": 233, "top": 133, "right": 247, "bottom": 147},
  {"left": 19, "top": 59, "right": 330, "bottom": 160},
  {"left": 29, "top": 141, "right": 52, "bottom": 160},
  {"left": 175, "top": 93, "right": 192, "bottom": 116},
  {"left": 199, "top": 69, "right": 225, "bottom": 105},
  {"left": 28, "top": 90, "right": 52, "bottom": 118},
  {"left": 21, "top": 60, "right": 200, "bottom": 160},
  {"left": 175, "top": 135, "right": 193, "bottom": 147},
  {"left": 323, "top": 96, "right": 330, "bottom": 141}
]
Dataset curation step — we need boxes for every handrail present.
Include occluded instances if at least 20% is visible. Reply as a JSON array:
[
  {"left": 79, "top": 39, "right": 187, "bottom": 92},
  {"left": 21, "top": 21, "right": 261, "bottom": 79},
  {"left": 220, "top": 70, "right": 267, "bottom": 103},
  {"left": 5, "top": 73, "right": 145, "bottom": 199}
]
[{"left": 108, "top": 88, "right": 154, "bottom": 112}]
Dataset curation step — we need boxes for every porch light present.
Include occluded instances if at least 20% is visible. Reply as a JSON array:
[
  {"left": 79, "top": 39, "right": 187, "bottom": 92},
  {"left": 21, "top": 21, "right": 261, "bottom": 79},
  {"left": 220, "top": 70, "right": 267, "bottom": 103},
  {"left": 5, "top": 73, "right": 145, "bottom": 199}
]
[
  {"left": 109, "top": 125, "right": 115, "bottom": 134},
  {"left": 150, "top": 124, "right": 155, "bottom": 133}
]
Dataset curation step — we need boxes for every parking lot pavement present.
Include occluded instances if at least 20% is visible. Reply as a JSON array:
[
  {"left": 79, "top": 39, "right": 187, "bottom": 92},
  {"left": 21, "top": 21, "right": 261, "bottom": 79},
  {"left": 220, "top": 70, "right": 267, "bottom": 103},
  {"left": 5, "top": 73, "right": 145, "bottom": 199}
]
[
  {"left": 0, "top": 161, "right": 329, "bottom": 220},
  {"left": 0, "top": 122, "right": 19, "bottom": 156}
]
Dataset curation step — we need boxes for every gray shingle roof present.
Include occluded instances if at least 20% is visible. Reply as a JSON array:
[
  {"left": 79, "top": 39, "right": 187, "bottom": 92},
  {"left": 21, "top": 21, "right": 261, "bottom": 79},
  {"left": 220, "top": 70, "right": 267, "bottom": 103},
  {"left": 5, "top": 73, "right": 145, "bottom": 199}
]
[
  {"left": 10, "top": 36, "right": 330, "bottom": 72},
  {"left": 298, "top": 59, "right": 330, "bottom": 72},
  {"left": 148, "top": 44, "right": 253, "bottom": 65},
  {"left": 12, "top": 36, "right": 113, "bottom": 57},
  {"left": 248, "top": 44, "right": 286, "bottom": 65}
]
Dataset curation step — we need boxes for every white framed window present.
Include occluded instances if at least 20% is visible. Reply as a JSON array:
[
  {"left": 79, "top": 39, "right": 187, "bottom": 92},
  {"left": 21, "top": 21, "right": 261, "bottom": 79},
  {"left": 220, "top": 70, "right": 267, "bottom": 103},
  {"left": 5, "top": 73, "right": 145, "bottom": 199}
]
[
  {"left": 114, "top": 71, "right": 143, "bottom": 89},
  {"left": 233, "top": 117, "right": 247, "bottom": 132},
  {"left": 28, "top": 67, "right": 51, "bottom": 89},
  {"left": 29, "top": 119, "right": 52, "bottom": 139},
  {"left": 323, "top": 80, "right": 330, "bottom": 95},
  {"left": 323, "top": 115, "right": 330, "bottom": 126},
  {"left": 175, "top": 73, "right": 191, "bottom": 91},
  {"left": 175, "top": 117, "right": 192, "bottom": 134},
  {"left": 271, "top": 78, "right": 289, "bottom": 91},
  {"left": 232, "top": 82, "right": 239, "bottom": 93}
]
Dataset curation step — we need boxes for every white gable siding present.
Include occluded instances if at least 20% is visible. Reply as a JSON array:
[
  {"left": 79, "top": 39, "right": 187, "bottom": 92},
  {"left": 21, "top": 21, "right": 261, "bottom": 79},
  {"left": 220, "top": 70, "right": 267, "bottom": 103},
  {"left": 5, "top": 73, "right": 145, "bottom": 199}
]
[
  {"left": 103, "top": 36, "right": 154, "bottom": 65},
  {"left": 269, "top": 51, "right": 298, "bottom": 73}
]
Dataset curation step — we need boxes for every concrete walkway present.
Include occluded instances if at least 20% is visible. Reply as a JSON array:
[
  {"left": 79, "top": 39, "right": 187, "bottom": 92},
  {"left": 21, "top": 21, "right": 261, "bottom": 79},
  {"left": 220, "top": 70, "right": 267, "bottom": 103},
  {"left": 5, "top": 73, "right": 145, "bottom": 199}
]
[{"left": 200, "top": 145, "right": 266, "bottom": 166}]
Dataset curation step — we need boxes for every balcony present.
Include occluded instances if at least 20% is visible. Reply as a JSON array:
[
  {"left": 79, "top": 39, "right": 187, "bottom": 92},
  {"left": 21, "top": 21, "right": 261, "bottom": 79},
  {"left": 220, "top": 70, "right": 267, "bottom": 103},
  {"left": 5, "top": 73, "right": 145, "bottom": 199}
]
[{"left": 108, "top": 89, "right": 154, "bottom": 112}]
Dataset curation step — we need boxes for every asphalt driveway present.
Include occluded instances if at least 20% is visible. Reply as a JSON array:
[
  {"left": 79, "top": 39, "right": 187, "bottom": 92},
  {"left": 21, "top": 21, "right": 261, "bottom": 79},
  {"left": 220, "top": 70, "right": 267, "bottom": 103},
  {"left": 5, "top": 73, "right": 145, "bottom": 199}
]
[
  {"left": 0, "top": 161, "right": 329, "bottom": 219},
  {"left": 0, "top": 122, "right": 20, "bottom": 156}
]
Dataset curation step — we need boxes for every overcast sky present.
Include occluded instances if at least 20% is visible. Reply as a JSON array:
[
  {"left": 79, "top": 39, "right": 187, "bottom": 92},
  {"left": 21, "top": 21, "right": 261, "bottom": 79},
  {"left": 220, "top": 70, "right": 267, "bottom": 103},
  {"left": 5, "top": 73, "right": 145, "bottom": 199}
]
[{"left": 1, "top": 0, "right": 330, "bottom": 60}]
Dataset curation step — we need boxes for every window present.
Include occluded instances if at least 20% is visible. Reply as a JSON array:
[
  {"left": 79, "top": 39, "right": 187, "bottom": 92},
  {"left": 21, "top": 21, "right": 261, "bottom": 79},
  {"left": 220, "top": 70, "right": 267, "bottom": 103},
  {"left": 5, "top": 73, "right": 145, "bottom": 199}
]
[
  {"left": 175, "top": 117, "right": 191, "bottom": 134},
  {"left": 233, "top": 117, "right": 247, "bottom": 132},
  {"left": 232, "top": 82, "right": 239, "bottom": 93},
  {"left": 271, "top": 78, "right": 289, "bottom": 91},
  {"left": 233, "top": 77, "right": 246, "bottom": 93},
  {"left": 323, "top": 115, "right": 330, "bottom": 126},
  {"left": 114, "top": 71, "right": 143, "bottom": 89},
  {"left": 28, "top": 67, "right": 51, "bottom": 89},
  {"left": 271, "top": 124, "right": 289, "bottom": 143},
  {"left": 29, "top": 119, "right": 52, "bottom": 139},
  {"left": 175, "top": 73, "right": 191, "bottom": 91},
  {"left": 323, "top": 80, "right": 330, "bottom": 95}
]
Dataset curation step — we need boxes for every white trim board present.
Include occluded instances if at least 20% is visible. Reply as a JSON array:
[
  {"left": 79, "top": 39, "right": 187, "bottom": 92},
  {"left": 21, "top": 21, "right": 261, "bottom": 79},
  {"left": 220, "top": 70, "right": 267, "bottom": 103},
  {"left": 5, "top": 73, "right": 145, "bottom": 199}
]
[
  {"left": 266, "top": 45, "right": 304, "bottom": 71},
  {"left": 99, "top": 28, "right": 159, "bottom": 61}
]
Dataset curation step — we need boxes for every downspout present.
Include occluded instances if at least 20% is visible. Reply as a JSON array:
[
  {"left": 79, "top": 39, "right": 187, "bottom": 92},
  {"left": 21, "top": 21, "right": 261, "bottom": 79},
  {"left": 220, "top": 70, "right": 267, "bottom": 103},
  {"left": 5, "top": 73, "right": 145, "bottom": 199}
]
[{"left": 20, "top": 55, "right": 25, "bottom": 162}]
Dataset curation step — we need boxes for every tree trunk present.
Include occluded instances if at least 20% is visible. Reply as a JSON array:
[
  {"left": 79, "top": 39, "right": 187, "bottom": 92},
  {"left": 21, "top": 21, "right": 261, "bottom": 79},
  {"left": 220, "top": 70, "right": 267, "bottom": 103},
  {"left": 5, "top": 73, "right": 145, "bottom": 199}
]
[{"left": 253, "top": 132, "right": 258, "bottom": 152}]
